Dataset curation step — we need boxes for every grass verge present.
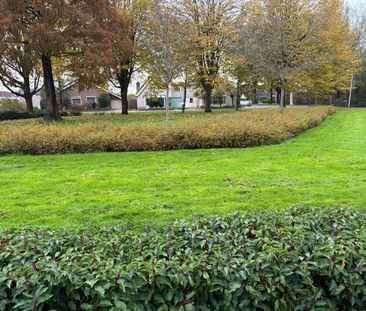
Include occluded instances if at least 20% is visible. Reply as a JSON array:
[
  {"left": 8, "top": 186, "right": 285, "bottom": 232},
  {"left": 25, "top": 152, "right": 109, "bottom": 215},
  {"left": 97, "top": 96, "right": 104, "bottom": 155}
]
[{"left": 0, "top": 109, "right": 365, "bottom": 229}]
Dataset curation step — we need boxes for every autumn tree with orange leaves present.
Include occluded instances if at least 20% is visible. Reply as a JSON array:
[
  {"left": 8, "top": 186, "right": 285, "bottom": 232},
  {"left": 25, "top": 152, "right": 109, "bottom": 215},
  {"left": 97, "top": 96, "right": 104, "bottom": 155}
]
[{"left": 0, "top": 0, "right": 131, "bottom": 120}]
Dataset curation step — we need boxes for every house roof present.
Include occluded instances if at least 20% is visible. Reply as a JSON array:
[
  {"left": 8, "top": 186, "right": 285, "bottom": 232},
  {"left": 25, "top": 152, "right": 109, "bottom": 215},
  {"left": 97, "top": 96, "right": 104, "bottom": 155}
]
[
  {"left": 109, "top": 92, "right": 121, "bottom": 100},
  {"left": 62, "top": 82, "right": 122, "bottom": 100},
  {"left": 0, "top": 91, "right": 16, "bottom": 98},
  {"left": 135, "top": 82, "right": 149, "bottom": 98}
]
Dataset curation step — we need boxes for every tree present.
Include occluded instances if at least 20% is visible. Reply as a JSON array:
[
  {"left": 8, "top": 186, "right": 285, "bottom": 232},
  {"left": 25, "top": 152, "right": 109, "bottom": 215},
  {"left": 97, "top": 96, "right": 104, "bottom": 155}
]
[
  {"left": 178, "top": 0, "right": 238, "bottom": 112},
  {"left": 0, "top": 21, "right": 43, "bottom": 112},
  {"left": 142, "top": 0, "right": 188, "bottom": 126},
  {"left": 240, "top": 0, "right": 322, "bottom": 112},
  {"left": 230, "top": 55, "right": 265, "bottom": 107},
  {"left": 109, "top": 0, "right": 149, "bottom": 115},
  {"left": 0, "top": 0, "right": 130, "bottom": 120},
  {"left": 98, "top": 93, "right": 111, "bottom": 109},
  {"left": 297, "top": 0, "right": 360, "bottom": 101},
  {"left": 343, "top": 1, "right": 365, "bottom": 106}
]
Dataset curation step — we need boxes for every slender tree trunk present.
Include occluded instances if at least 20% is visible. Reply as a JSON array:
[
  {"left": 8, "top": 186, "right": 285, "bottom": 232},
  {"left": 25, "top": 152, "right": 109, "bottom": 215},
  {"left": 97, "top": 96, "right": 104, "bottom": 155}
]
[
  {"left": 280, "top": 87, "right": 285, "bottom": 113},
  {"left": 231, "top": 96, "right": 234, "bottom": 108},
  {"left": 236, "top": 80, "right": 241, "bottom": 110},
  {"left": 165, "top": 86, "right": 170, "bottom": 127},
  {"left": 58, "top": 80, "right": 63, "bottom": 111},
  {"left": 182, "top": 85, "right": 187, "bottom": 113},
  {"left": 41, "top": 54, "right": 60, "bottom": 120},
  {"left": 348, "top": 75, "right": 353, "bottom": 108},
  {"left": 276, "top": 87, "right": 281, "bottom": 105},
  {"left": 253, "top": 88, "right": 257, "bottom": 105},
  {"left": 23, "top": 77, "right": 33, "bottom": 113}
]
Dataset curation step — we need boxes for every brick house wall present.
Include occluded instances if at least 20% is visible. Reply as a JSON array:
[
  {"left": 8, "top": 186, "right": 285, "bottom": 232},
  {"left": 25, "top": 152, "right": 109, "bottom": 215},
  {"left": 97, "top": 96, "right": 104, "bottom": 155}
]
[{"left": 63, "top": 86, "right": 103, "bottom": 107}]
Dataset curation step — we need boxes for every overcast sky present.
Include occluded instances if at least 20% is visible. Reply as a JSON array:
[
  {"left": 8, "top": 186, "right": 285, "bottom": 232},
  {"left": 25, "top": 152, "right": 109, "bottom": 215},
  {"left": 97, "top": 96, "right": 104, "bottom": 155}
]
[{"left": 347, "top": 0, "right": 366, "bottom": 6}]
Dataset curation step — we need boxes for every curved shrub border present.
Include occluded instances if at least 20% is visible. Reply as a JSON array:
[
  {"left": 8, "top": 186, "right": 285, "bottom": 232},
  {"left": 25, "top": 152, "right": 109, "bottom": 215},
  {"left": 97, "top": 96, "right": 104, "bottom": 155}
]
[
  {"left": 0, "top": 107, "right": 335, "bottom": 155},
  {"left": 1, "top": 206, "right": 366, "bottom": 310}
]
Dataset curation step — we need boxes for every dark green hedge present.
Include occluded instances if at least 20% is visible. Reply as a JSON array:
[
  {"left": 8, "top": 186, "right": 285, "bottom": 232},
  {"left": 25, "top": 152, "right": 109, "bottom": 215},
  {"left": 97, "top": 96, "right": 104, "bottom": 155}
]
[
  {"left": 0, "top": 110, "right": 44, "bottom": 121},
  {"left": 1, "top": 207, "right": 366, "bottom": 310}
]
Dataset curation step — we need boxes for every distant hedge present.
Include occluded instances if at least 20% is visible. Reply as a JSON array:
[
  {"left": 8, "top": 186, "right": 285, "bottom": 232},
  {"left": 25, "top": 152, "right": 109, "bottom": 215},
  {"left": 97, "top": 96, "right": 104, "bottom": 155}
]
[
  {"left": 0, "top": 107, "right": 335, "bottom": 155},
  {"left": 1, "top": 206, "right": 366, "bottom": 310},
  {"left": 0, "top": 110, "right": 44, "bottom": 121}
]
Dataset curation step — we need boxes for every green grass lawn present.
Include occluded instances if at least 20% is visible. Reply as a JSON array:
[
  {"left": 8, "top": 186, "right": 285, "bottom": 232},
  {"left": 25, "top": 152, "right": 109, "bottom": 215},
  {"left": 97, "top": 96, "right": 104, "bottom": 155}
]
[{"left": 0, "top": 109, "right": 365, "bottom": 229}]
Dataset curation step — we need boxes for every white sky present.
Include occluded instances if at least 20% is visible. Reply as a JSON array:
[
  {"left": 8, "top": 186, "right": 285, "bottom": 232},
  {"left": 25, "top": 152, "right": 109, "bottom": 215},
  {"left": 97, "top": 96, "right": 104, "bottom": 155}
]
[{"left": 348, "top": 0, "right": 366, "bottom": 6}]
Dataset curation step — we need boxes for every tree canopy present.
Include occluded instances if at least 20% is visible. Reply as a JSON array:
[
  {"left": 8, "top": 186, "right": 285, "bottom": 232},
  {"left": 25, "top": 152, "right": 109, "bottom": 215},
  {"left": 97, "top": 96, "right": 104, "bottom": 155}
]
[{"left": 0, "top": 0, "right": 131, "bottom": 119}]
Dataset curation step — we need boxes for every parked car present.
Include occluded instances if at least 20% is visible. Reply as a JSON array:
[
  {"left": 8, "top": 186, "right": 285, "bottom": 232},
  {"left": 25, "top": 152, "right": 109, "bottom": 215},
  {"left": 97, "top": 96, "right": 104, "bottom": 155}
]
[{"left": 240, "top": 99, "right": 252, "bottom": 107}]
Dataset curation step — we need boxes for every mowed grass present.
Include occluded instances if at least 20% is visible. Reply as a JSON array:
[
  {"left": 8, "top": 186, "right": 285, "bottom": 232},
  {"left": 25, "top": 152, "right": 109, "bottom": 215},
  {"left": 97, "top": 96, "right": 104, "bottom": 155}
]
[{"left": 0, "top": 109, "right": 365, "bottom": 229}]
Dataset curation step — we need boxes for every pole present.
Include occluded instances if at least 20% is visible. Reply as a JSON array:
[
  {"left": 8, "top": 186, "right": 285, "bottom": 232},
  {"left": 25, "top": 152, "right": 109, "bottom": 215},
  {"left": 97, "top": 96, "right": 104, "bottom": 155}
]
[{"left": 348, "top": 75, "right": 353, "bottom": 108}]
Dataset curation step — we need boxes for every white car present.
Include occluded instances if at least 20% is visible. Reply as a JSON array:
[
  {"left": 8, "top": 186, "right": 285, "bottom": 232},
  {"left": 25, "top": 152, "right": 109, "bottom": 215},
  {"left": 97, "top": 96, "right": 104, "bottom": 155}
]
[{"left": 240, "top": 99, "right": 252, "bottom": 107}]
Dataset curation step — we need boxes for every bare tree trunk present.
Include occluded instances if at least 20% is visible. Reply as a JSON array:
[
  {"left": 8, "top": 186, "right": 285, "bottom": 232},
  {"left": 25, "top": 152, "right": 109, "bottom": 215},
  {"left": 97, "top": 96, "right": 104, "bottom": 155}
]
[
  {"left": 276, "top": 87, "right": 281, "bottom": 105},
  {"left": 120, "top": 86, "right": 129, "bottom": 115},
  {"left": 23, "top": 77, "right": 33, "bottom": 113},
  {"left": 182, "top": 85, "right": 187, "bottom": 113},
  {"left": 236, "top": 80, "right": 241, "bottom": 110},
  {"left": 25, "top": 95, "right": 33, "bottom": 113},
  {"left": 253, "top": 88, "right": 257, "bottom": 105},
  {"left": 165, "top": 86, "right": 170, "bottom": 127},
  {"left": 280, "top": 87, "right": 285, "bottom": 113},
  {"left": 117, "top": 68, "right": 131, "bottom": 115},
  {"left": 58, "top": 79, "right": 63, "bottom": 111},
  {"left": 204, "top": 85, "right": 213, "bottom": 112},
  {"left": 41, "top": 54, "right": 60, "bottom": 120}
]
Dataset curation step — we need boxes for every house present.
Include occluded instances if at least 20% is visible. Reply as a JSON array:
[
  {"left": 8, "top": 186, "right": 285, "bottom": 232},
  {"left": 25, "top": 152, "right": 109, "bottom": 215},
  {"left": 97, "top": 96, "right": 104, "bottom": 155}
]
[
  {"left": 61, "top": 83, "right": 134, "bottom": 110},
  {"left": 135, "top": 82, "right": 237, "bottom": 110},
  {"left": 136, "top": 83, "right": 202, "bottom": 109},
  {"left": 59, "top": 81, "right": 242, "bottom": 111}
]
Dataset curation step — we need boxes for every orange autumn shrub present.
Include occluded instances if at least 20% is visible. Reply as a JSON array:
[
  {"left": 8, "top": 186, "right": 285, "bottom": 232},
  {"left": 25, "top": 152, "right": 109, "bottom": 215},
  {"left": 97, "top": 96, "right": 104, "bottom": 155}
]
[{"left": 0, "top": 107, "right": 335, "bottom": 155}]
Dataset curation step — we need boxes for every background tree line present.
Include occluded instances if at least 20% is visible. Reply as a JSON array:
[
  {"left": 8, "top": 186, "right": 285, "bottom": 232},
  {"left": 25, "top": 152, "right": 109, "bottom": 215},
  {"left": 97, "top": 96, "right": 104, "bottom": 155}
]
[{"left": 0, "top": 0, "right": 363, "bottom": 120}]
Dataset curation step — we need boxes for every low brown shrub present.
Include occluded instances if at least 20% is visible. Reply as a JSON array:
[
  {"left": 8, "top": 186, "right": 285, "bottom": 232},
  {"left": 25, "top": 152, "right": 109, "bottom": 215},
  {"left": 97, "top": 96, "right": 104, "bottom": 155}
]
[{"left": 0, "top": 107, "right": 335, "bottom": 155}]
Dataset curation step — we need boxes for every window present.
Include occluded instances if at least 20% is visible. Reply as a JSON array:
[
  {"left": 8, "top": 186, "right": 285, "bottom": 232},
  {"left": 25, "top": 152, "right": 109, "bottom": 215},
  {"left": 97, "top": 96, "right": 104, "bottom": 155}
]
[
  {"left": 189, "top": 98, "right": 194, "bottom": 103},
  {"left": 86, "top": 97, "right": 96, "bottom": 104},
  {"left": 71, "top": 97, "right": 81, "bottom": 105}
]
